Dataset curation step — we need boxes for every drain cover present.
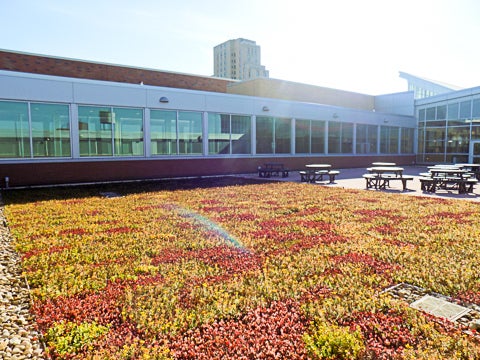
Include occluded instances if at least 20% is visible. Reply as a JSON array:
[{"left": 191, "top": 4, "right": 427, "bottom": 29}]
[{"left": 410, "top": 295, "right": 471, "bottom": 321}]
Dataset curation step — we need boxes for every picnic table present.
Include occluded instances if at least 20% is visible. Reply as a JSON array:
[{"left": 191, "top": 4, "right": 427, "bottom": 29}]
[
  {"left": 456, "top": 163, "right": 480, "bottom": 180},
  {"left": 258, "top": 163, "right": 289, "bottom": 178},
  {"left": 371, "top": 162, "right": 396, "bottom": 167},
  {"left": 299, "top": 164, "right": 338, "bottom": 183},
  {"left": 420, "top": 166, "right": 477, "bottom": 194},
  {"left": 363, "top": 166, "right": 413, "bottom": 191}
]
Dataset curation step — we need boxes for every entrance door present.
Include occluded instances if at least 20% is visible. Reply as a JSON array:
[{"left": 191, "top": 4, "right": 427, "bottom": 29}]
[{"left": 468, "top": 140, "right": 480, "bottom": 163}]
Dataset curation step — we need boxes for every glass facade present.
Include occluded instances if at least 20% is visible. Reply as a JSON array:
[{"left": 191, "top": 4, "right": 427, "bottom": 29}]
[
  {"left": 417, "top": 97, "right": 480, "bottom": 164},
  {"left": 0, "top": 100, "right": 416, "bottom": 160}
]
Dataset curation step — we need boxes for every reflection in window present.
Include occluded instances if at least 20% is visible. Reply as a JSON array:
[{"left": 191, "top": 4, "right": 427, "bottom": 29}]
[
  {"left": 356, "top": 124, "right": 377, "bottom": 154},
  {"left": 447, "top": 103, "right": 458, "bottom": 118},
  {"left": 79, "top": 106, "right": 113, "bottom": 156},
  {"left": 447, "top": 126, "right": 469, "bottom": 153},
  {"left": 256, "top": 117, "right": 291, "bottom": 154},
  {"left": 328, "top": 121, "right": 353, "bottom": 154},
  {"left": 380, "top": 126, "right": 399, "bottom": 154},
  {"left": 256, "top": 117, "right": 274, "bottom": 154},
  {"left": 424, "top": 128, "right": 446, "bottom": 154},
  {"left": 472, "top": 99, "right": 480, "bottom": 120},
  {"left": 460, "top": 100, "right": 471, "bottom": 120},
  {"left": 178, "top": 111, "right": 202, "bottom": 155},
  {"left": 275, "top": 118, "right": 291, "bottom": 154},
  {"left": 0, "top": 101, "right": 30, "bottom": 158},
  {"left": 113, "top": 108, "right": 144, "bottom": 156},
  {"left": 208, "top": 114, "right": 251, "bottom": 155},
  {"left": 436, "top": 105, "right": 446, "bottom": 120},
  {"left": 311, "top": 121, "right": 325, "bottom": 153},
  {"left": 401, "top": 128, "right": 414, "bottom": 153},
  {"left": 231, "top": 115, "right": 251, "bottom": 154},
  {"left": 150, "top": 110, "right": 177, "bottom": 155},
  {"left": 209, "top": 113, "right": 230, "bottom": 154},
  {"left": 79, "top": 106, "right": 144, "bottom": 157},
  {"left": 295, "top": 119, "right": 310, "bottom": 153},
  {"left": 31, "top": 103, "right": 71, "bottom": 157},
  {"left": 295, "top": 119, "right": 325, "bottom": 154}
]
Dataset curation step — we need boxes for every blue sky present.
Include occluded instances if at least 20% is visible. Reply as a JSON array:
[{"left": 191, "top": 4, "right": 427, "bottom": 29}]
[{"left": 1, "top": 0, "right": 479, "bottom": 95}]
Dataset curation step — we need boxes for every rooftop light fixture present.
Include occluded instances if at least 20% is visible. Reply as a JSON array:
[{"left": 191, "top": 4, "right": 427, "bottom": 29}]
[
  {"left": 159, "top": 96, "right": 169, "bottom": 103},
  {"left": 262, "top": 106, "right": 269, "bottom": 111}
]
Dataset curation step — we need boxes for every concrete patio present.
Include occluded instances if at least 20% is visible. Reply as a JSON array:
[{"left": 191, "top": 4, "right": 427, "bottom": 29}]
[{"left": 242, "top": 166, "right": 480, "bottom": 202}]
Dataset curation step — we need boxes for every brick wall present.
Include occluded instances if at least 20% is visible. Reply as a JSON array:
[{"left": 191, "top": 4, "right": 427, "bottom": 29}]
[{"left": 0, "top": 50, "right": 235, "bottom": 93}]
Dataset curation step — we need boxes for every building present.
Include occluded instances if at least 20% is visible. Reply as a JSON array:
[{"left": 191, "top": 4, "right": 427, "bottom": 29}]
[
  {"left": 214, "top": 38, "right": 269, "bottom": 80},
  {"left": 416, "top": 86, "right": 480, "bottom": 164},
  {"left": 399, "top": 71, "right": 462, "bottom": 99},
  {"left": 0, "top": 49, "right": 418, "bottom": 188}
]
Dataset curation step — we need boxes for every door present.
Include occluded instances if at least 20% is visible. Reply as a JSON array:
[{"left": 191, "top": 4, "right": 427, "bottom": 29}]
[{"left": 468, "top": 140, "right": 480, "bottom": 163}]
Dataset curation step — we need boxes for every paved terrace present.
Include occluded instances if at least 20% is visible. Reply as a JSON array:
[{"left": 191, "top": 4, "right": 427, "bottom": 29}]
[{"left": 242, "top": 166, "right": 480, "bottom": 202}]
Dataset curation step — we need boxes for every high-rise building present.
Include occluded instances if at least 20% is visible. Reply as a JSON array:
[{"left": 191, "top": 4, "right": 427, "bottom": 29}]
[{"left": 214, "top": 38, "right": 269, "bottom": 80}]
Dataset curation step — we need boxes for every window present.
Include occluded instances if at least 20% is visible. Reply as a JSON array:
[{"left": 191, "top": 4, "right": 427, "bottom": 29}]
[
  {"left": 401, "top": 128, "right": 414, "bottom": 153},
  {"left": 446, "top": 126, "right": 469, "bottom": 153},
  {"left": 436, "top": 105, "right": 446, "bottom": 120},
  {"left": 79, "top": 106, "right": 143, "bottom": 157},
  {"left": 447, "top": 103, "right": 459, "bottom": 119},
  {"left": 208, "top": 114, "right": 251, "bottom": 155},
  {"left": 459, "top": 100, "right": 471, "bottom": 120},
  {"left": 178, "top": 111, "right": 202, "bottom": 155},
  {"left": 0, "top": 101, "right": 71, "bottom": 159},
  {"left": 295, "top": 119, "right": 310, "bottom": 153},
  {"left": 31, "top": 103, "right": 71, "bottom": 157},
  {"left": 0, "top": 101, "right": 30, "bottom": 158},
  {"left": 150, "top": 110, "right": 177, "bottom": 155},
  {"left": 472, "top": 99, "right": 480, "bottom": 120},
  {"left": 426, "top": 107, "right": 436, "bottom": 121},
  {"left": 311, "top": 121, "right": 325, "bottom": 153},
  {"left": 208, "top": 113, "right": 230, "bottom": 154},
  {"left": 328, "top": 121, "right": 353, "bottom": 154},
  {"left": 380, "top": 126, "right": 399, "bottom": 153},
  {"left": 113, "top": 108, "right": 144, "bottom": 156},
  {"left": 231, "top": 115, "right": 251, "bottom": 154},
  {"left": 256, "top": 117, "right": 291, "bottom": 154},
  {"left": 356, "top": 124, "right": 377, "bottom": 154}
]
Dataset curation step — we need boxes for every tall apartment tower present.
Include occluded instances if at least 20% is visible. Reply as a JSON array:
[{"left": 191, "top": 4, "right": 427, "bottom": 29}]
[{"left": 214, "top": 38, "right": 269, "bottom": 80}]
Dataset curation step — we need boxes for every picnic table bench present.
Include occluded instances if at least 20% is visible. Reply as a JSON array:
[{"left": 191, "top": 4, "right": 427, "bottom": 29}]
[
  {"left": 363, "top": 174, "right": 414, "bottom": 191},
  {"left": 299, "top": 164, "right": 339, "bottom": 184},
  {"left": 363, "top": 166, "right": 413, "bottom": 191},
  {"left": 420, "top": 166, "right": 478, "bottom": 194},
  {"left": 258, "top": 163, "right": 289, "bottom": 178}
]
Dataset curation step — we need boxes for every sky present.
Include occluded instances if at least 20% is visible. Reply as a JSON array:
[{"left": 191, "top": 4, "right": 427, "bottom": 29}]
[{"left": 1, "top": 0, "right": 480, "bottom": 95}]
